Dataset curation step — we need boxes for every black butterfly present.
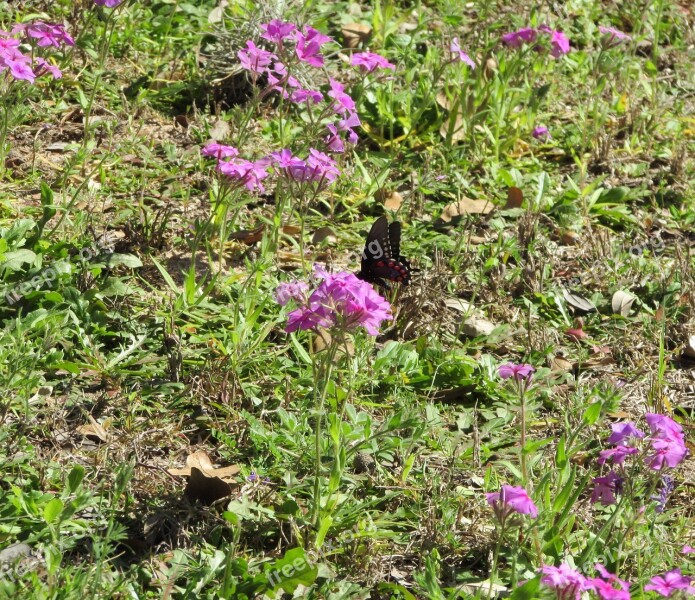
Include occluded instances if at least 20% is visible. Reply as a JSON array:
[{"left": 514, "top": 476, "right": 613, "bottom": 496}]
[{"left": 356, "top": 216, "right": 411, "bottom": 288}]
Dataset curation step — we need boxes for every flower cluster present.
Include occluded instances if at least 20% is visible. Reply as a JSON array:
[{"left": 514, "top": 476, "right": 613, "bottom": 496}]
[
  {"left": 541, "top": 562, "right": 695, "bottom": 599},
  {"left": 278, "top": 265, "right": 392, "bottom": 336},
  {"left": 201, "top": 143, "right": 341, "bottom": 192},
  {"left": 502, "top": 24, "right": 570, "bottom": 58},
  {"left": 1, "top": 22, "right": 73, "bottom": 83},
  {"left": 592, "top": 414, "right": 687, "bottom": 507}
]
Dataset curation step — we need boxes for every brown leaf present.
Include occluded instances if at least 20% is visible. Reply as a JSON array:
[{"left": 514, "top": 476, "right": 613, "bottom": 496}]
[
  {"left": 683, "top": 335, "right": 695, "bottom": 359},
  {"left": 342, "top": 23, "right": 371, "bottom": 48},
  {"left": 281, "top": 225, "right": 302, "bottom": 236},
  {"left": 312, "top": 227, "right": 336, "bottom": 245},
  {"left": 77, "top": 417, "right": 110, "bottom": 443},
  {"left": 565, "top": 327, "right": 588, "bottom": 341},
  {"left": 228, "top": 224, "right": 264, "bottom": 245},
  {"left": 560, "top": 230, "right": 580, "bottom": 245},
  {"left": 383, "top": 191, "right": 404, "bottom": 211},
  {"left": 185, "top": 467, "right": 237, "bottom": 504},
  {"left": 550, "top": 356, "right": 573, "bottom": 372},
  {"left": 439, "top": 198, "right": 494, "bottom": 222},
  {"left": 562, "top": 289, "right": 597, "bottom": 313},
  {"left": 168, "top": 450, "right": 241, "bottom": 480},
  {"left": 505, "top": 186, "right": 524, "bottom": 209}
]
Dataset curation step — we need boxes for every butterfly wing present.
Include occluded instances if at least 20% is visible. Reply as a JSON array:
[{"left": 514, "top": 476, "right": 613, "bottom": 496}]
[{"left": 358, "top": 217, "right": 411, "bottom": 287}]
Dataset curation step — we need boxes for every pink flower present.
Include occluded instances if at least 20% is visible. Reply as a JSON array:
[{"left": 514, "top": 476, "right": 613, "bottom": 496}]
[
  {"left": 486, "top": 485, "right": 538, "bottom": 518},
  {"left": 450, "top": 37, "right": 475, "bottom": 68},
  {"left": 217, "top": 158, "right": 270, "bottom": 193},
  {"left": 589, "top": 565, "right": 631, "bottom": 600},
  {"left": 646, "top": 414, "right": 683, "bottom": 437},
  {"left": 327, "top": 78, "right": 356, "bottom": 114},
  {"left": 591, "top": 471, "right": 622, "bottom": 505},
  {"left": 338, "top": 112, "right": 361, "bottom": 144},
  {"left": 324, "top": 124, "right": 344, "bottom": 153},
  {"left": 350, "top": 51, "right": 395, "bottom": 73},
  {"left": 607, "top": 422, "right": 645, "bottom": 446},
  {"left": 1, "top": 55, "right": 35, "bottom": 82},
  {"left": 599, "top": 26, "right": 632, "bottom": 45},
  {"left": 532, "top": 125, "right": 550, "bottom": 140},
  {"left": 34, "top": 57, "right": 62, "bottom": 79},
  {"left": 94, "top": 0, "right": 125, "bottom": 6},
  {"left": 270, "top": 148, "right": 305, "bottom": 170},
  {"left": 238, "top": 40, "right": 276, "bottom": 74},
  {"left": 645, "top": 569, "right": 695, "bottom": 597},
  {"left": 260, "top": 20, "right": 297, "bottom": 44},
  {"left": 201, "top": 143, "right": 239, "bottom": 159},
  {"left": 683, "top": 545, "right": 695, "bottom": 554},
  {"left": 305, "top": 149, "right": 340, "bottom": 183},
  {"left": 498, "top": 363, "right": 535, "bottom": 381},
  {"left": 548, "top": 29, "right": 570, "bottom": 57},
  {"left": 645, "top": 437, "right": 688, "bottom": 470},
  {"left": 284, "top": 268, "right": 392, "bottom": 336},
  {"left": 28, "top": 22, "right": 74, "bottom": 47},
  {"left": 502, "top": 27, "right": 537, "bottom": 48},
  {"left": 540, "top": 563, "right": 590, "bottom": 600},
  {"left": 275, "top": 281, "right": 309, "bottom": 306}
]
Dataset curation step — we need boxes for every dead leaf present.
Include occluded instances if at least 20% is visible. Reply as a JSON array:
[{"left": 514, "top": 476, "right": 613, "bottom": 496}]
[
  {"left": 560, "top": 230, "right": 580, "bottom": 245},
  {"left": 439, "top": 198, "right": 494, "bottom": 222},
  {"left": 444, "top": 298, "right": 473, "bottom": 313},
  {"left": 312, "top": 227, "right": 336, "bottom": 245},
  {"left": 169, "top": 451, "right": 241, "bottom": 505},
  {"left": 77, "top": 416, "right": 110, "bottom": 443},
  {"left": 228, "top": 224, "right": 264, "bottom": 245},
  {"left": 342, "top": 23, "right": 371, "bottom": 48},
  {"left": 281, "top": 225, "right": 302, "bottom": 236},
  {"left": 505, "top": 186, "right": 524, "bottom": 209},
  {"left": 382, "top": 191, "right": 404, "bottom": 211},
  {"left": 612, "top": 290, "right": 636, "bottom": 316},
  {"left": 550, "top": 356, "right": 573, "bottom": 372},
  {"left": 460, "top": 316, "right": 496, "bottom": 337},
  {"left": 562, "top": 289, "right": 597, "bottom": 313},
  {"left": 565, "top": 327, "right": 588, "bottom": 341},
  {"left": 683, "top": 335, "right": 695, "bottom": 359},
  {"left": 174, "top": 115, "right": 189, "bottom": 129}
]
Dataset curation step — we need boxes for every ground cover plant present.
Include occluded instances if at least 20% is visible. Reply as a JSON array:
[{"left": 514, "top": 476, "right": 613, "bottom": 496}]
[{"left": 0, "top": 0, "right": 694, "bottom": 598}]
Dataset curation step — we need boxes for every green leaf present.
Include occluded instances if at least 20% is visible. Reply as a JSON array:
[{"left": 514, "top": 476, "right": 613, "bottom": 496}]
[
  {"left": 266, "top": 548, "right": 318, "bottom": 595},
  {"left": 510, "top": 575, "right": 541, "bottom": 599},
  {"left": 67, "top": 466, "right": 85, "bottom": 493},
  {"left": 105, "top": 253, "right": 142, "bottom": 269},
  {"left": 43, "top": 497, "right": 64, "bottom": 524},
  {"left": 582, "top": 401, "right": 602, "bottom": 425},
  {"left": 1, "top": 249, "right": 37, "bottom": 272}
]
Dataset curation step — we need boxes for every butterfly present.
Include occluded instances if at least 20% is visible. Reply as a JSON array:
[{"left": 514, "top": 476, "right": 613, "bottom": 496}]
[{"left": 356, "top": 216, "right": 411, "bottom": 288}]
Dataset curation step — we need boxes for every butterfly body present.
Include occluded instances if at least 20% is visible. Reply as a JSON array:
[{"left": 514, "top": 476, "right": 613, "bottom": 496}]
[{"left": 357, "top": 216, "right": 411, "bottom": 289}]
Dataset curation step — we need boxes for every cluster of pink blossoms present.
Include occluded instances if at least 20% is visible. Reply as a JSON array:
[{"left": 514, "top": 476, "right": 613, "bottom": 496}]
[
  {"left": 276, "top": 265, "right": 392, "bottom": 336},
  {"left": 502, "top": 24, "right": 570, "bottom": 58},
  {"left": 541, "top": 562, "right": 694, "bottom": 599},
  {"left": 593, "top": 414, "right": 688, "bottom": 506},
  {"left": 201, "top": 143, "right": 340, "bottom": 193},
  {"left": 1, "top": 22, "right": 73, "bottom": 83}
]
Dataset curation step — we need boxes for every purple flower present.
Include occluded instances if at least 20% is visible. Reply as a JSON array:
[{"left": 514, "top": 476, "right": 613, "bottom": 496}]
[
  {"left": 260, "top": 20, "right": 297, "bottom": 44},
  {"left": 540, "top": 563, "right": 590, "bottom": 600},
  {"left": 201, "top": 143, "right": 239, "bottom": 159},
  {"left": 238, "top": 40, "right": 276, "bottom": 74},
  {"left": 270, "top": 148, "right": 305, "bottom": 170},
  {"left": 324, "top": 124, "right": 344, "bottom": 153},
  {"left": 644, "top": 569, "right": 694, "bottom": 597},
  {"left": 607, "top": 422, "right": 645, "bottom": 446},
  {"left": 502, "top": 27, "right": 538, "bottom": 48},
  {"left": 599, "top": 26, "right": 632, "bottom": 45},
  {"left": 532, "top": 125, "right": 550, "bottom": 140},
  {"left": 597, "top": 445, "right": 638, "bottom": 466},
  {"left": 289, "top": 88, "right": 323, "bottom": 104},
  {"left": 450, "top": 37, "right": 476, "bottom": 68},
  {"left": 350, "top": 51, "right": 395, "bottom": 73},
  {"left": 338, "top": 112, "right": 361, "bottom": 144},
  {"left": 94, "top": 0, "right": 125, "bottom": 6},
  {"left": 34, "top": 57, "right": 62, "bottom": 79},
  {"left": 646, "top": 414, "right": 683, "bottom": 437},
  {"left": 591, "top": 471, "right": 622, "bottom": 505},
  {"left": 590, "top": 565, "right": 631, "bottom": 600},
  {"left": 486, "top": 485, "right": 538, "bottom": 518},
  {"left": 683, "top": 545, "right": 695, "bottom": 554},
  {"left": 0, "top": 52, "right": 35, "bottom": 82},
  {"left": 285, "top": 268, "right": 392, "bottom": 336},
  {"left": 498, "top": 363, "right": 535, "bottom": 381},
  {"left": 305, "top": 148, "right": 340, "bottom": 183},
  {"left": 327, "top": 78, "right": 356, "bottom": 114},
  {"left": 275, "top": 281, "right": 309, "bottom": 306},
  {"left": 652, "top": 474, "right": 674, "bottom": 513},
  {"left": 295, "top": 26, "right": 330, "bottom": 67}
]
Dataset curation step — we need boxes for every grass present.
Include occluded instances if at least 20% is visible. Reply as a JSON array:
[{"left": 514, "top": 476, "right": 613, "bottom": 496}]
[{"left": 0, "top": 0, "right": 694, "bottom": 598}]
